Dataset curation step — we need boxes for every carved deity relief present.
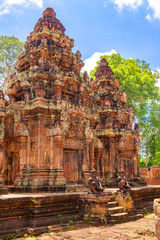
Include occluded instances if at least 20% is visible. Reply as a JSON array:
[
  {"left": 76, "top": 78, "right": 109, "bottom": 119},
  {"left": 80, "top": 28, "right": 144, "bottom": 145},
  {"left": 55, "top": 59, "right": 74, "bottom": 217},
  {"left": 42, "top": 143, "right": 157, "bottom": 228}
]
[
  {"left": 53, "top": 121, "right": 62, "bottom": 136},
  {"left": 85, "top": 119, "right": 93, "bottom": 140},
  {"left": 30, "top": 141, "right": 37, "bottom": 168},
  {"left": 60, "top": 110, "right": 68, "bottom": 135},
  {"left": 14, "top": 121, "right": 28, "bottom": 137},
  {"left": 64, "top": 79, "right": 78, "bottom": 92},
  {"left": 14, "top": 114, "right": 28, "bottom": 137},
  {"left": 43, "top": 149, "right": 50, "bottom": 168},
  {"left": 118, "top": 136, "right": 126, "bottom": 149},
  {"left": 66, "top": 114, "right": 86, "bottom": 139}
]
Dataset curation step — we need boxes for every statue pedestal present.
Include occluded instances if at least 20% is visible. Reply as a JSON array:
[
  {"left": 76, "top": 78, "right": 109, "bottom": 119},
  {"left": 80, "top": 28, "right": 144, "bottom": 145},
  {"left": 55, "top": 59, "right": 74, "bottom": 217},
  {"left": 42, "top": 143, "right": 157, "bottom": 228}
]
[{"left": 84, "top": 192, "right": 111, "bottom": 224}]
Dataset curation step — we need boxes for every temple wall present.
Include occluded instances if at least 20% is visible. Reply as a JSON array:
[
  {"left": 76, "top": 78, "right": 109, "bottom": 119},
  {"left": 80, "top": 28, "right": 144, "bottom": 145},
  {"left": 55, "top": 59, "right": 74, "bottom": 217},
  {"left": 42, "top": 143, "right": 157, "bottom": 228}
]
[
  {"left": 0, "top": 193, "right": 84, "bottom": 239},
  {"left": 139, "top": 166, "right": 160, "bottom": 185}
]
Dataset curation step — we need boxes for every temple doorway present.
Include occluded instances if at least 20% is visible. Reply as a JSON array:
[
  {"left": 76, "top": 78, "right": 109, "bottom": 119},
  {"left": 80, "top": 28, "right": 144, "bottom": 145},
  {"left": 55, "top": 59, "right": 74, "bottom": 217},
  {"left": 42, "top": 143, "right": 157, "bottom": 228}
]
[{"left": 63, "top": 149, "right": 78, "bottom": 183}]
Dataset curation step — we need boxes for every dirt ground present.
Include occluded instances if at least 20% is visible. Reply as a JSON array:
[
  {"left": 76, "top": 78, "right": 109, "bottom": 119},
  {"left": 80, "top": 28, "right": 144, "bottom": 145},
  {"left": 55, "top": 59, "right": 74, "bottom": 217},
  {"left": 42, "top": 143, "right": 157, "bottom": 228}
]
[{"left": 17, "top": 213, "right": 158, "bottom": 240}]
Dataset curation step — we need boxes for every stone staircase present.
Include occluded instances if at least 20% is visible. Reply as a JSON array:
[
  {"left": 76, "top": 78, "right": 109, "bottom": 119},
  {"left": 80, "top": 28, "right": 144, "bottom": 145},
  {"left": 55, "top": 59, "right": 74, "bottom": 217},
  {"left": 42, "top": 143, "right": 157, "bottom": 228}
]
[{"left": 107, "top": 195, "right": 129, "bottom": 224}]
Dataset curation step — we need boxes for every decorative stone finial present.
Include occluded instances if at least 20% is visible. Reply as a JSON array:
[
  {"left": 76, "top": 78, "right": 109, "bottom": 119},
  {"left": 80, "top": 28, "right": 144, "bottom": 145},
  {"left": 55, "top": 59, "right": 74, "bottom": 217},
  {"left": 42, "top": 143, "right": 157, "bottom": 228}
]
[
  {"left": 95, "top": 58, "right": 114, "bottom": 79},
  {"left": 43, "top": 7, "right": 56, "bottom": 17},
  {"left": 99, "top": 58, "right": 109, "bottom": 66}
]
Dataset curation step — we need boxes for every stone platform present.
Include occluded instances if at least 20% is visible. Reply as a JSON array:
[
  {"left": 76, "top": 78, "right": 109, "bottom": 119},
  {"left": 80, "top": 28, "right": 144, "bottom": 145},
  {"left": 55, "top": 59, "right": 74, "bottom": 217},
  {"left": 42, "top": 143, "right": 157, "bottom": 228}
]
[
  {"left": 130, "top": 185, "right": 160, "bottom": 213},
  {"left": 0, "top": 192, "right": 85, "bottom": 239},
  {"left": 1, "top": 186, "right": 160, "bottom": 239}
]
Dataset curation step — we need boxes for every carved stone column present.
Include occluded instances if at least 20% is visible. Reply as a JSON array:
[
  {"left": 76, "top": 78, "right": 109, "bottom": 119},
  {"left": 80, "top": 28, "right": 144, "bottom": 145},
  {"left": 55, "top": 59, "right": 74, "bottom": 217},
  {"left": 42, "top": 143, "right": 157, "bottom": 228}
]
[
  {"left": 83, "top": 138, "right": 92, "bottom": 182},
  {"left": 0, "top": 142, "right": 7, "bottom": 193},
  {"left": 0, "top": 93, "right": 7, "bottom": 192},
  {"left": 14, "top": 136, "right": 28, "bottom": 186},
  {"left": 109, "top": 137, "right": 116, "bottom": 177},
  {"left": 83, "top": 119, "right": 93, "bottom": 182},
  {"left": 52, "top": 122, "right": 66, "bottom": 186},
  {"left": 94, "top": 137, "right": 103, "bottom": 175}
]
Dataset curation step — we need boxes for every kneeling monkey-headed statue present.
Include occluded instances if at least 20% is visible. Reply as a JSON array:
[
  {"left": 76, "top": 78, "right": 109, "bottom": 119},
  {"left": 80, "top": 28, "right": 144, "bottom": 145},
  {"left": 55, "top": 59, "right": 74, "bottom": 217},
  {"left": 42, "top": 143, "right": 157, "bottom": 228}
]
[{"left": 88, "top": 169, "right": 104, "bottom": 193}]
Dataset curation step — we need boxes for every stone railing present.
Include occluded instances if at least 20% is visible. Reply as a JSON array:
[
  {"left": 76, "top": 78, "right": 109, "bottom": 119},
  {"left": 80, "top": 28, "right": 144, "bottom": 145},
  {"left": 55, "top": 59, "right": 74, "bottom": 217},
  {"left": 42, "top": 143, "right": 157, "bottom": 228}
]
[{"left": 154, "top": 199, "right": 160, "bottom": 239}]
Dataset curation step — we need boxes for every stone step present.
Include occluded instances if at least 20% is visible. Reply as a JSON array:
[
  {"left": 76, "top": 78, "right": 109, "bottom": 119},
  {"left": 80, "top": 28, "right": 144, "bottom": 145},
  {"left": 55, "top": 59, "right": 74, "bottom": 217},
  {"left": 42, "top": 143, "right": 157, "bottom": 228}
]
[
  {"left": 109, "top": 196, "right": 115, "bottom": 202},
  {"left": 108, "top": 206, "right": 125, "bottom": 215},
  {"left": 109, "top": 212, "right": 129, "bottom": 224},
  {"left": 128, "top": 213, "right": 143, "bottom": 221},
  {"left": 108, "top": 201, "right": 119, "bottom": 208}
]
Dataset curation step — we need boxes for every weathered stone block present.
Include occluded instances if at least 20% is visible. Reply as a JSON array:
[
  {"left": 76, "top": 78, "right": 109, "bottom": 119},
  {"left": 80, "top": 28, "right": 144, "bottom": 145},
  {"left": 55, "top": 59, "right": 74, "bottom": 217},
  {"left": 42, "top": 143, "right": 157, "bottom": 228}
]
[
  {"left": 154, "top": 198, "right": 160, "bottom": 239},
  {"left": 84, "top": 193, "right": 111, "bottom": 224}
]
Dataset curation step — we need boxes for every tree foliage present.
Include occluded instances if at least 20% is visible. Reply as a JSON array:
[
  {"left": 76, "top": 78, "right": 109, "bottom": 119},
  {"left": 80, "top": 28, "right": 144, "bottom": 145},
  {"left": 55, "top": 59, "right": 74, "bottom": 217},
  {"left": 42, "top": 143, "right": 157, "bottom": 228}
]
[
  {"left": 140, "top": 101, "right": 160, "bottom": 166},
  {"left": 90, "top": 53, "right": 160, "bottom": 167},
  {"left": 0, "top": 35, "right": 24, "bottom": 89},
  {"left": 90, "top": 53, "right": 159, "bottom": 106}
]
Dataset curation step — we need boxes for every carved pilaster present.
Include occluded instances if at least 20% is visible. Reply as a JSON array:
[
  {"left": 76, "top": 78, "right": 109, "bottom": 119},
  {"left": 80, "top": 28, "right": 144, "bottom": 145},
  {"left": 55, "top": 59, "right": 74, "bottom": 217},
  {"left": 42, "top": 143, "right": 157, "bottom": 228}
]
[
  {"left": 52, "top": 122, "right": 66, "bottom": 186},
  {"left": 14, "top": 136, "right": 28, "bottom": 186},
  {"left": 0, "top": 143, "right": 7, "bottom": 193}
]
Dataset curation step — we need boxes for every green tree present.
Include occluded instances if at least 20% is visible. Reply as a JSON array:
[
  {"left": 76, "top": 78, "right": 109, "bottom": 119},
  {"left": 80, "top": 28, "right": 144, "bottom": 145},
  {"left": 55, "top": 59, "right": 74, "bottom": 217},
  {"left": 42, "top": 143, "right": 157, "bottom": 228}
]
[
  {"left": 90, "top": 53, "right": 159, "bottom": 107},
  {"left": 0, "top": 35, "right": 24, "bottom": 89},
  {"left": 140, "top": 101, "right": 160, "bottom": 166},
  {"left": 90, "top": 53, "right": 160, "bottom": 167}
]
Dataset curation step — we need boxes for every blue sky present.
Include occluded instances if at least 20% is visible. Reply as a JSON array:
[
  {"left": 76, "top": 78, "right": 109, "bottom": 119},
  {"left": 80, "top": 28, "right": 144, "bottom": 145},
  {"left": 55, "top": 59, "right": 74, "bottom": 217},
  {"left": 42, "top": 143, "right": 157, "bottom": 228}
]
[{"left": 0, "top": 0, "right": 160, "bottom": 74}]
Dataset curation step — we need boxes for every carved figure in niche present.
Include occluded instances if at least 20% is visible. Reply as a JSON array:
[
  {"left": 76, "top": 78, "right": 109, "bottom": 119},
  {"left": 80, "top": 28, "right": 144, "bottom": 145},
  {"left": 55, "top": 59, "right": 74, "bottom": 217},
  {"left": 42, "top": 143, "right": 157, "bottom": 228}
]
[
  {"left": 66, "top": 115, "right": 85, "bottom": 139},
  {"left": 88, "top": 169, "right": 104, "bottom": 193},
  {"left": 65, "top": 80, "right": 77, "bottom": 92},
  {"left": 118, "top": 168, "right": 131, "bottom": 194},
  {"left": 14, "top": 115, "right": 28, "bottom": 137},
  {"left": 60, "top": 111, "right": 68, "bottom": 135},
  {"left": 14, "top": 121, "right": 28, "bottom": 136},
  {"left": 44, "top": 150, "right": 50, "bottom": 164},
  {"left": 85, "top": 119, "right": 93, "bottom": 140}
]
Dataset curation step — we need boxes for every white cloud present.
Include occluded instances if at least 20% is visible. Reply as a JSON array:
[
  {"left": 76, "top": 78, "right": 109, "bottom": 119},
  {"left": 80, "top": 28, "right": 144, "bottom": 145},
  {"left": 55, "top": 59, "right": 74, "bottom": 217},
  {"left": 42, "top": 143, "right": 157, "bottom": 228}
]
[
  {"left": 145, "top": 14, "right": 152, "bottom": 21},
  {"left": 0, "top": 6, "right": 9, "bottom": 15},
  {"left": 110, "top": 0, "right": 143, "bottom": 10},
  {"left": 0, "top": 0, "right": 43, "bottom": 15},
  {"left": 109, "top": 0, "right": 160, "bottom": 20},
  {"left": 82, "top": 49, "right": 117, "bottom": 75},
  {"left": 147, "top": 0, "right": 160, "bottom": 20}
]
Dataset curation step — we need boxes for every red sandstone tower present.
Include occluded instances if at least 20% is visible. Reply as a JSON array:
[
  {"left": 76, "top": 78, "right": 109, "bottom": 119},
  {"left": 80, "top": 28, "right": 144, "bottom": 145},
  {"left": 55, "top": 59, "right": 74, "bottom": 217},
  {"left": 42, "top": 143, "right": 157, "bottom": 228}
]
[
  {"left": 0, "top": 8, "right": 141, "bottom": 192},
  {"left": 93, "top": 58, "right": 140, "bottom": 186}
]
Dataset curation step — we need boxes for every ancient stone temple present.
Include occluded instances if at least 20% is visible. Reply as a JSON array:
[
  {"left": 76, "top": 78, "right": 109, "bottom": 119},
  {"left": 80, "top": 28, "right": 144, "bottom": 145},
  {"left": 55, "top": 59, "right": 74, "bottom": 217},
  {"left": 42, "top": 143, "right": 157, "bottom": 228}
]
[{"left": 0, "top": 7, "right": 141, "bottom": 191}]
